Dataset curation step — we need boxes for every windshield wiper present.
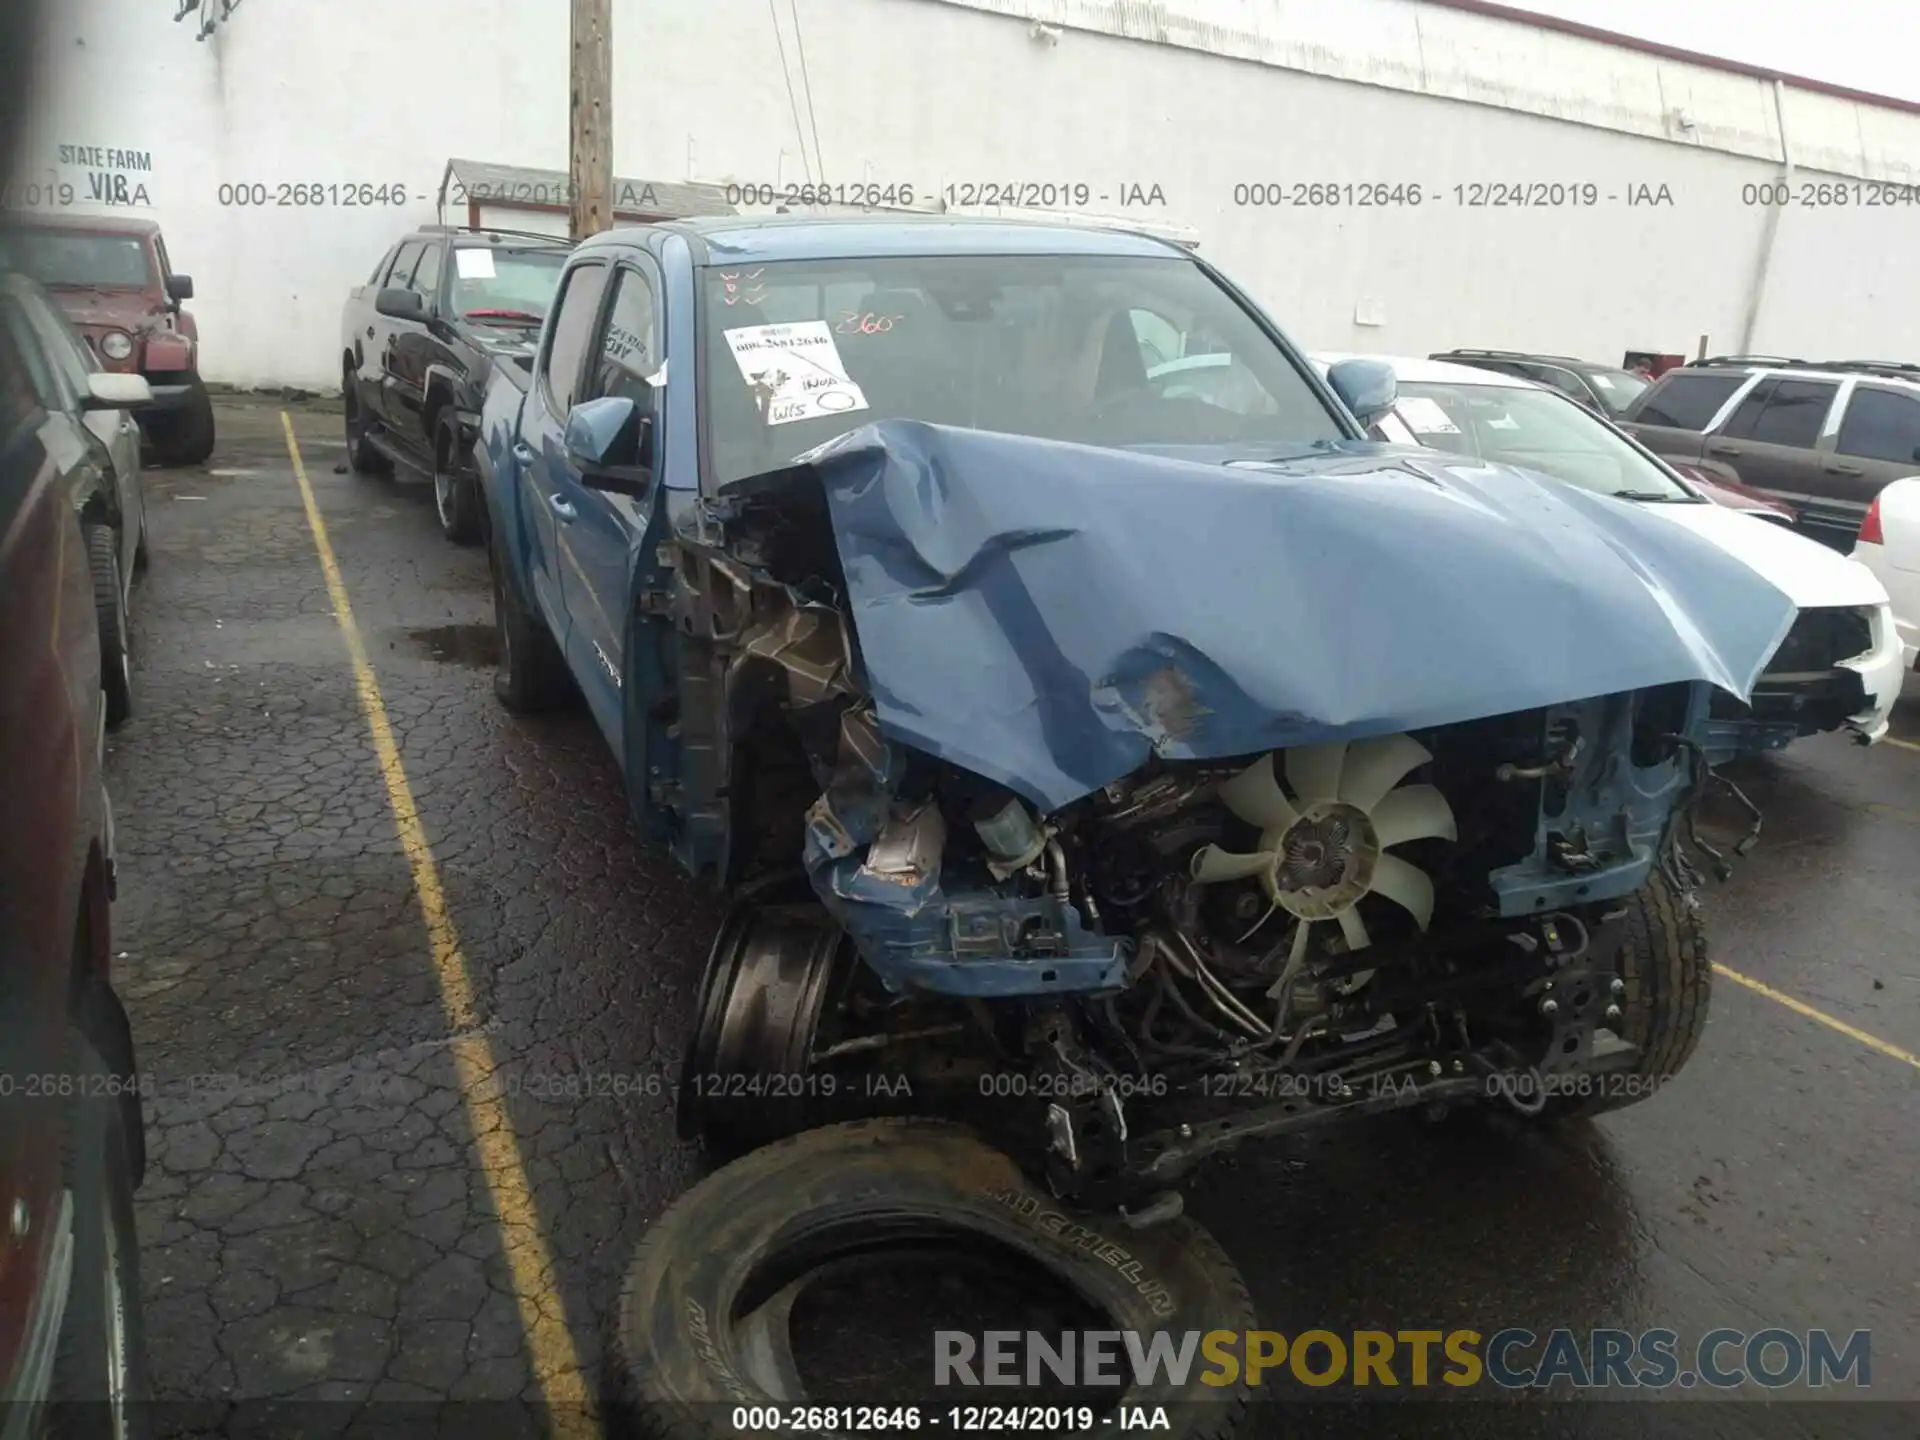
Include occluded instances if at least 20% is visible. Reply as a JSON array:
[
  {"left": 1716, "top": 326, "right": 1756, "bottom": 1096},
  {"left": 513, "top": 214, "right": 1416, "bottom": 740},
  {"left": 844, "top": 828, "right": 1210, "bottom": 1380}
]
[
  {"left": 463, "top": 308, "right": 544, "bottom": 325},
  {"left": 1608, "top": 489, "right": 1694, "bottom": 502}
]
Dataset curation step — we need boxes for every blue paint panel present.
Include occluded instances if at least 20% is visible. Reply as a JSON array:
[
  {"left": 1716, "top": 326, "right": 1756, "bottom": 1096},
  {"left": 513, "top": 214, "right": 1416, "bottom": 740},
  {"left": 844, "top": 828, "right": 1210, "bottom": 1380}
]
[{"left": 769, "top": 420, "right": 1799, "bottom": 815}]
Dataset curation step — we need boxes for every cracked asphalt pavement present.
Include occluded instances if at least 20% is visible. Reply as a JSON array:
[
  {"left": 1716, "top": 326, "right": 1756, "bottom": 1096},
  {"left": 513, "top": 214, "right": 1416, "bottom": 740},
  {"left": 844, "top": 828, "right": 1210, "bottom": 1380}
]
[{"left": 108, "top": 400, "right": 1917, "bottom": 1434}]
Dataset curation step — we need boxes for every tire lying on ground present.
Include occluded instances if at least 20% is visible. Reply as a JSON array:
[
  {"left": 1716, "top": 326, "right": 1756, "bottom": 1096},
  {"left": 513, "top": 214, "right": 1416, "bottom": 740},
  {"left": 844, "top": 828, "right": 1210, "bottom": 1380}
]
[{"left": 618, "top": 1118, "right": 1255, "bottom": 1439}]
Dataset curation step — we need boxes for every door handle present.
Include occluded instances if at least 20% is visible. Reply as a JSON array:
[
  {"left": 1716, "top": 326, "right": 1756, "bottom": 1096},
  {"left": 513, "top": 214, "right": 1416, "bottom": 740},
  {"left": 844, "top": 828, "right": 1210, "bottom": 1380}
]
[
  {"left": 1826, "top": 462, "right": 1864, "bottom": 476},
  {"left": 365, "top": 325, "right": 375, "bottom": 339},
  {"left": 548, "top": 493, "right": 577, "bottom": 522},
  {"left": 513, "top": 443, "right": 535, "bottom": 463},
  {"left": 1706, "top": 443, "right": 1741, "bottom": 457}
]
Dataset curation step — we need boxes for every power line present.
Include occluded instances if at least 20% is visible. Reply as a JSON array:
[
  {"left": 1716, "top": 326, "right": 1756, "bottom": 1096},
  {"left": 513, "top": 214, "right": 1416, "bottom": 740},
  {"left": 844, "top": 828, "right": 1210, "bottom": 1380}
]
[
  {"left": 766, "top": 0, "right": 814, "bottom": 183},
  {"left": 790, "top": 0, "right": 826, "bottom": 183}
]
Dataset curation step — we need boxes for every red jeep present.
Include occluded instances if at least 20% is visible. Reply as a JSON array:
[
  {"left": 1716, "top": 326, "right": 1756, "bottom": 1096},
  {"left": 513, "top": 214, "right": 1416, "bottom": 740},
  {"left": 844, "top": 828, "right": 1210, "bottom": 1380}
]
[{"left": 4, "top": 213, "right": 215, "bottom": 465}]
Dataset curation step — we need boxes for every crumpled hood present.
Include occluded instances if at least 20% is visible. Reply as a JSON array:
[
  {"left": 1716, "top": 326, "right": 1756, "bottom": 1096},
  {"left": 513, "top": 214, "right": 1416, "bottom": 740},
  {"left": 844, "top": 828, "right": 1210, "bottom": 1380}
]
[{"left": 753, "top": 420, "right": 1800, "bottom": 813}]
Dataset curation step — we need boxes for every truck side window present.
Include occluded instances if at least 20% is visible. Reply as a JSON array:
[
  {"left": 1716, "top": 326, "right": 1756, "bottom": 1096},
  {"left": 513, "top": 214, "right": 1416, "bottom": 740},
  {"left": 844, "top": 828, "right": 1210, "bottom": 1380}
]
[
  {"left": 1629, "top": 371, "right": 1744, "bottom": 430},
  {"left": 1718, "top": 378, "right": 1777, "bottom": 439},
  {"left": 1836, "top": 387, "right": 1920, "bottom": 465},
  {"left": 541, "top": 262, "right": 610, "bottom": 416},
  {"left": 591, "top": 269, "right": 657, "bottom": 405},
  {"left": 410, "top": 243, "right": 442, "bottom": 302},
  {"left": 1744, "top": 379, "right": 1836, "bottom": 449},
  {"left": 385, "top": 242, "right": 426, "bottom": 290}
]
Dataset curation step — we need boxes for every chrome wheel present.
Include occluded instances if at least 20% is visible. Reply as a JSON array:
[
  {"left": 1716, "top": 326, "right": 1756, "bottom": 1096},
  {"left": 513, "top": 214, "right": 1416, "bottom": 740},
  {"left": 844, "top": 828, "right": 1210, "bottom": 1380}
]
[{"left": 433, "top": 452, "right": 454, "bottom": 529}]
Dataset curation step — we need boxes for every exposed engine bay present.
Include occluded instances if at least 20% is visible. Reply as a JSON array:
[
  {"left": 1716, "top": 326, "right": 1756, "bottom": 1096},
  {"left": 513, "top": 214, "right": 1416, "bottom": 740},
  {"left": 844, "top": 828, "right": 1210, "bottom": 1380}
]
[{"left": 667, "top": 421, "right": 1790, "bottom": 1202}]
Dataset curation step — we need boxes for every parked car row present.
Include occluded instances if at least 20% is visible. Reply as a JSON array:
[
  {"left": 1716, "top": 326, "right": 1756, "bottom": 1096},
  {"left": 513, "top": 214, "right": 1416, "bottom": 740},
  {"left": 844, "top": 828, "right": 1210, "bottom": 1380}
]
[
  {"left": 1313, "top": 351, "right": 1906, "bottom": 756},
  {"left": 1, "top": 250, "right": 152, "bottom": 1433}
]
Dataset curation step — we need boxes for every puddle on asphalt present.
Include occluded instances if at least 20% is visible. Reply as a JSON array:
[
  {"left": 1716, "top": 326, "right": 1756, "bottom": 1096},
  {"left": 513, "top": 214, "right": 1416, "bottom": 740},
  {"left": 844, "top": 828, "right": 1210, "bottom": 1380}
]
[{"left": 404, "top": 624, "right": 499, "bottom": 667}]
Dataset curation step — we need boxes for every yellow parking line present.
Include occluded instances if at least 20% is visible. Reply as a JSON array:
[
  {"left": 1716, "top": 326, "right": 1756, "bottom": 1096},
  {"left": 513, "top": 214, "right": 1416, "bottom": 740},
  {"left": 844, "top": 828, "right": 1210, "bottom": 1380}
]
[
  {"left": 1714, "top": 962, "right": 1920, "bottom": 1072},
  {"left": 280, "top": 414, "right": 596, "bottom": 1429},
  {"left": 1883, "top": 736, "right": 1920, "bottom": 754}
]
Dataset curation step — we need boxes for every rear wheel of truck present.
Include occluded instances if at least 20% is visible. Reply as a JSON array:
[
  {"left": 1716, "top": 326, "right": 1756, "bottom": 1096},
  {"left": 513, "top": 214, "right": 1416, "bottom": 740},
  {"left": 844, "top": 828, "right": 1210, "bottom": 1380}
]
[
  {"left": 343, "top": 370, "right": 390, "bottom": 476},
  {"left": 1537, "top": 870, "right": 1709, "bottom": 1121},
  {"left": 85, "top": 522, "right": 133, "bottom": 729},
  {"left": 488, "top": 526, "right": 570, "bottom": 712},
  {"left": 617, "top": 1119, "right": 1255, "bottom": 1440},
  {"left": 432, "top": 423, "right": 483, "bottom": 545}
]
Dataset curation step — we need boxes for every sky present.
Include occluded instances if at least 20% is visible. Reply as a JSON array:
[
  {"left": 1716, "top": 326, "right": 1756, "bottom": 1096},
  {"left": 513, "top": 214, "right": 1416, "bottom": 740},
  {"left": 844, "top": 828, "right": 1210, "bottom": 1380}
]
[{"left": 1493, "top": 0, "right": 1920, "bottom": 103}]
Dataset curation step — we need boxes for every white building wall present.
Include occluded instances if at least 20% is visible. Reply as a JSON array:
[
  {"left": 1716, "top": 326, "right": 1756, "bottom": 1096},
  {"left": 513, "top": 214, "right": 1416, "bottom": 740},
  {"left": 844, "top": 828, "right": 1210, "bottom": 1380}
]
[{"left": 17, "top": 0, "right": 1919, "bottom": 388}]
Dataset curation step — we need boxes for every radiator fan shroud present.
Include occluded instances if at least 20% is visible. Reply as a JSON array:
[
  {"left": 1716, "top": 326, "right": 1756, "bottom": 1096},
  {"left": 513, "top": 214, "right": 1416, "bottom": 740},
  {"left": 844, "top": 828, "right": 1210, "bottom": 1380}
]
[{"left": 1189, "top": 732, "right": 1458, "bottom": 966}]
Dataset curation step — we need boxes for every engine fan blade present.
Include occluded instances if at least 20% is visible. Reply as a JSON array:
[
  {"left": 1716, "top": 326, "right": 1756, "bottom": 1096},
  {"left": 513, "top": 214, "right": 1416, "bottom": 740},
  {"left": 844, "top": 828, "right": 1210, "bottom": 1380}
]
[
  {"left": 1339, "top": 733, "right": 1432, "bottom": 813},
  {"left": 1266, "top": 921, "right": 1315, "bottom": 995},
  {"left": 1287, "top": 917, "right": 1313, "bottom": 972},
  {"left": 1219, "top": 753, "right": 1300, "bottom": 833},
  {"left": 1369, "top": 783, "right": 1457, "bottom": 848},
  {"left": 1190, "top": 845, "right": 1278, "bottom": 885},
  {"left": 1337, "top": 906, "right": 1371, "bottom": 952},
  {"left": 1285, "top": 741, "right": 1347, "bottom": 806},
  {"left": 1370, "top": 853, "right": 1437, "bottom": 931}
]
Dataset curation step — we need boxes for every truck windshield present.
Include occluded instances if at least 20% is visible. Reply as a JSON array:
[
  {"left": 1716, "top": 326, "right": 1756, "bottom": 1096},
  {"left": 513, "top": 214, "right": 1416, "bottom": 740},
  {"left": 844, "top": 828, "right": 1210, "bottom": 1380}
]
[
  {"left": 1, "top": 230, "right": 153, "bottom": 289},
  {"left": 699, "top": 253, "right": 1343, "bottom": 487},
  {"left": 451, "top": 248, "right": 567, "bottom": 323}
]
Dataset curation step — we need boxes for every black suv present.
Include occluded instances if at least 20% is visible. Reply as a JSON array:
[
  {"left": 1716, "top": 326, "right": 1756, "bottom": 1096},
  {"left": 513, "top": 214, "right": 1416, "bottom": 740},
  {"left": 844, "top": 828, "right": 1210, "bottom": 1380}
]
[
  {"left": 1621, "top": 356, "right": 1920, "bottom": 545},
  {"left": 339, "top": 225, "right": 572, "bottom": 543},
  {"left": 1428, "top": 348, "right": 1652, "bottom": 420}
]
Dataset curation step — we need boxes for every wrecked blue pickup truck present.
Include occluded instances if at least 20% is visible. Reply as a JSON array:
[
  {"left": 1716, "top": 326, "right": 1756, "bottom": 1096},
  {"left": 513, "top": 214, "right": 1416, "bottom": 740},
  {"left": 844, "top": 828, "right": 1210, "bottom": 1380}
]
[{"left": 476, "top": 217, "right": 1794, "bottom": 1198}]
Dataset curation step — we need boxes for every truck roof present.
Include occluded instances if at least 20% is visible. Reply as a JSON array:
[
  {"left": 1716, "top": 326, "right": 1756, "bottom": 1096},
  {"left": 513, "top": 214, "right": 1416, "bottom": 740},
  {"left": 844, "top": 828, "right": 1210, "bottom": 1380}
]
[
  {"left": 587, "top": 213, "right": 1190, "bottom": 265},
  {"left": 9, "top": 212, "right": 161, "bottom": 237}
]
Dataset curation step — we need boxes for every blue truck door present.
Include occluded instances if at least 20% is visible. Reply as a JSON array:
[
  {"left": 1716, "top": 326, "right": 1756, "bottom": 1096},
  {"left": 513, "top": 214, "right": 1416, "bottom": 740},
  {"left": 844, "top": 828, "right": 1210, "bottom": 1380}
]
[
  {"left": 553, "top": 259, "right": 665, "bottom": 751},
  {"left": 520, "top": 259, "right": 611, "bottom": 648}
]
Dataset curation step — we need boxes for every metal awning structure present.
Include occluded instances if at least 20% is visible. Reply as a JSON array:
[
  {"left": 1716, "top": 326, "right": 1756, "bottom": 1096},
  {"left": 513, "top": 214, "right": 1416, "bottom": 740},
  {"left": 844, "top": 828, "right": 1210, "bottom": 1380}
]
[{"left": 434, "top": 158, "right": 737, "bottom": 227}]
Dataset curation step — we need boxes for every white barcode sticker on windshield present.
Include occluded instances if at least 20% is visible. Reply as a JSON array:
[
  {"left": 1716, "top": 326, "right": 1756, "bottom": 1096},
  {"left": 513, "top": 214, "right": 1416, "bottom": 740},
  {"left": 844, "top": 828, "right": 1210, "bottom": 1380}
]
[
  {"left": 454, "top": 248, "right": 496, "bottom": 279},
  {"left": 724, "top": 320, "right": 869, "bottom": 427},
  {"left": 1395, "top": 396, "right": 1462, "bottom": 434}
]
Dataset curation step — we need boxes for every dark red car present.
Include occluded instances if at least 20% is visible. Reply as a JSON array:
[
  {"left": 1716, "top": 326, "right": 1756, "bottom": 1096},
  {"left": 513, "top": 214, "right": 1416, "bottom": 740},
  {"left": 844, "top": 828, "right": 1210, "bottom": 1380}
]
[
  {"left": 1666, "top": 461, "right": 1799, "bottom": 524},
  {"left": 1, "top": 255, "right": 151, "bottom": 1436},
  {"left": 2, "top": 213, "right": 214, "bottom": 465}
]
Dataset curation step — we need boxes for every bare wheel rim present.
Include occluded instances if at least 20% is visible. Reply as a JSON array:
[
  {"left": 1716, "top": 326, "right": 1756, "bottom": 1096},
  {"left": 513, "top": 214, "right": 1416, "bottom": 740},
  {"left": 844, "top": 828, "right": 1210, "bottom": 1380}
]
[
  {"left": 433, "top": 452, "right": 454, "bottom": 527},
  {"left": 493, "top": 560, "right": 512, "bottom": 670}
]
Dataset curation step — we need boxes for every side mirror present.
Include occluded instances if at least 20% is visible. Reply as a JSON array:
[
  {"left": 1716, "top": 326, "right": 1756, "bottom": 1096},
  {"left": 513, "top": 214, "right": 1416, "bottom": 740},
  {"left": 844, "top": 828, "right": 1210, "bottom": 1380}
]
[
  {"left": 375, "top": 286, "right": 427, "bottom": 321},
  {"left": 564, "top": 394, "right": 654, "bottom": 496},
  {"left": 1326, "top": 357, "right": 1398, "bottom": 427},
  {"left": 82, "top": 372, "right": 155, "bottom": 411},
  {"left": 165, "top": 273, "right": 194, "bottom": 302}
]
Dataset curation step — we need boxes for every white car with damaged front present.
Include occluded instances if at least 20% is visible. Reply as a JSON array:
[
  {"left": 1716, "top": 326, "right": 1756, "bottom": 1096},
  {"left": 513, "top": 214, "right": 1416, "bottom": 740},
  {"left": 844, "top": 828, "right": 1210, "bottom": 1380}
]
[{"left": 1306, "top": 352, "right": 1905, "bottom": 752}]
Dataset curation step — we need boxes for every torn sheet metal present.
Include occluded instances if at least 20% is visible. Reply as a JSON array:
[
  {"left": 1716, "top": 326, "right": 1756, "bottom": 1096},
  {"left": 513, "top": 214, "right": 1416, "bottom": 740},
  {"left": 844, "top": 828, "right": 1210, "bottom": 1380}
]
[{"left": 733, "top": 420, "right": 1799, "bottom": 815}]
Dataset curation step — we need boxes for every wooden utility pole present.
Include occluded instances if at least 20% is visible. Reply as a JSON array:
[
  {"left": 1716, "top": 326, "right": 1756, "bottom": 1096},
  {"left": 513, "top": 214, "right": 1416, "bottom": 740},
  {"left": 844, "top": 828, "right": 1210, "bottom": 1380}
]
[{"left": 569, "top": 0, "right": 612, "bottom": 240}]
